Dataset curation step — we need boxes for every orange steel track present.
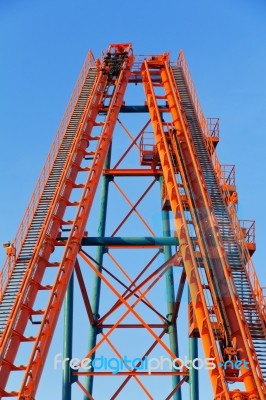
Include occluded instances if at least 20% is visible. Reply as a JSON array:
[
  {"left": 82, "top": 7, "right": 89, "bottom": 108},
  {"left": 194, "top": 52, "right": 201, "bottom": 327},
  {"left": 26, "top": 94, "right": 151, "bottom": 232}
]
[
  {"left": 142, "top": 55, "right": 266, "bottom": 399},
  {"left": 0, "top": 44, "right": 265, "bottom": 400}
]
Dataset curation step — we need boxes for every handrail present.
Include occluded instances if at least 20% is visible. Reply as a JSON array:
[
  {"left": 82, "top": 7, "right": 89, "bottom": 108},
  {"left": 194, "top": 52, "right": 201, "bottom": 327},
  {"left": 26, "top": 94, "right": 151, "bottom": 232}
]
[
  {"left": 239, "top": 220, "right": 255, "bottom": 243},
  {"left": 221, "top": 164, "right": 236, "bottom": 186},
  {"left": 0, "top": 50, "right": 95, "bottom": 299},
  {"left": 132, "top": 53, "right": 170, "bottom": 72},
  {"left": 177, "top": 50, "right": 266, "bottom": 324},
  {"left": 177, "top": 51, "right": 209, "bottom": 138},
  {"left": 207, "top": 117, "right": 220, "bottom": 138}
]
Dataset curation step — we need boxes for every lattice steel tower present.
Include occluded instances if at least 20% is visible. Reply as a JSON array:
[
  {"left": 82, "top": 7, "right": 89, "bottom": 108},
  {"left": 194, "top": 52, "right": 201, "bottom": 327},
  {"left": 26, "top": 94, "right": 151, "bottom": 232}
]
[{"left": 0, "top": 43, "right": 265, "bottom": 400}]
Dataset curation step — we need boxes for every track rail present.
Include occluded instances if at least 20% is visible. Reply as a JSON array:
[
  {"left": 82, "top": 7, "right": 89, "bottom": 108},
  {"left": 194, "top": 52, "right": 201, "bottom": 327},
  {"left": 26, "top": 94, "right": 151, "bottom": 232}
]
[
  {"left": 177, "top": 51, "right": 266, "bottom": 327},
  {"left": 0, "top": 51, "right": 95, "bottom": 299},
  {"left": 142, "top": 54, "right": 266, "bottom": 399},
  {"left": 0, "top": 44, "right": 134, "bottom": 399}
]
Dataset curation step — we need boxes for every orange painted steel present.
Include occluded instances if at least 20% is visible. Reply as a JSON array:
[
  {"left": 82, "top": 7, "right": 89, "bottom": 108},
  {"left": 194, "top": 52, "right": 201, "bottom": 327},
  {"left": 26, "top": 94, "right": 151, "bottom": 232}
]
[
  {"left": 178, "top": 50, "right": 266, "bottom": 333},
  {"left": 105, "top": 252, "right": 164, "bottom": 320},
  {"left": 103, "top": 168, "right": 163, "bottom": 176},
  {"left": 73, "top": 250, "right": 188, "bottom": 399},
  {"left": 177, "top": 51, "right": 210, "bottom": 139},
  {"left": 167, "top": 58, "right": 265, "bottom": 397},
  {"left": 0, "top": 51, "right": 95, "bottom": 300},
  {"left": 111, "top": 179, "right": 156, "bottom": 237},
  {"left": 19, "top": 44, "right": 134, "bottom": 399},
  {"left": 56, "top": 244, "right": 186, "bottom": 398},
  {"left": 0, "top": 63, "right": 106, "bottom": 398},
  {"left": 97, "top": 250, "right": 165, "bottom": 325},
  {"left": 141, "top": 56, "right": 266, "bottom": 399},
  {"left": 79, "top": 250, "right": 185, "bottom": 363},
  {"left": 171, "top": 59, "right": 266, "bottom": 396},
  {"left": 141, "top": 57, "right": 231, "bottom": 399},
  {"left": 101, "top": 332, "right": 154, "bottom": 399},
  {"left": 0, "top": 44, "right": 265, "bottom": 400},
  {"left": 0, "top": 43, "right": 134, "bottom": 399},
  {"left": 207, "top": 117, "right": 220, "bottom": 138}
]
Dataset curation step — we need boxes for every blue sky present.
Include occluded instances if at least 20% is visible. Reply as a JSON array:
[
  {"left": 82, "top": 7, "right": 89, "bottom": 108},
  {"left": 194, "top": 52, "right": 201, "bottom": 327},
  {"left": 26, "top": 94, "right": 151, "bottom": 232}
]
[{"left": 0, "top": 0, "right": 266, "bottom": 399}]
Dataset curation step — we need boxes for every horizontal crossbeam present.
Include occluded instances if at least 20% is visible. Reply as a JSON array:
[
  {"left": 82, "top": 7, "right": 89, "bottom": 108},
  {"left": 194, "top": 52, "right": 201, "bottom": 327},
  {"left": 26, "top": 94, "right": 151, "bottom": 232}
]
[{"left": 57, "top": 236, "right": 179, "bottom": 247}]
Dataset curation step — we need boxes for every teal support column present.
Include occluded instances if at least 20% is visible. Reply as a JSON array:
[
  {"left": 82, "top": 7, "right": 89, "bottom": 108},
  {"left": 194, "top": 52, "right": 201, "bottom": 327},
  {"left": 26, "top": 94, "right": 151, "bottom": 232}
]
[
  {"left": 188, "top": 288, "right": 199, "bottom": 400},
  {"left": 84, "top": 146, "right": 112, "bottom": 399},
  {"left": 189, "top": 337, "right": 199, "bottom": 400},
  {"left": 62, "top": 272, "right": 74, "bottom": 400},
  {"left": 160, "top": 178, "right": 182, "bottom": 400}
]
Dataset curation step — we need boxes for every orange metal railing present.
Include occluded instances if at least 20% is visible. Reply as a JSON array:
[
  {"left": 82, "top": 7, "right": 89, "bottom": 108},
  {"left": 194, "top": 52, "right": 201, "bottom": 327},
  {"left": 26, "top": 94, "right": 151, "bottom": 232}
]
[
  {"left": 0, "top": 51, "right": 95, "bottom": 298},
  {"left": 132, "top": 54, "right": 168, "bottom": 71},
  {"left": 240, "top": 220, "right": 256, "bottom": 244},
  {"left": 177, "top": 50, "right": 266, "bottom": 324},
  {"left": 177, "top": 51, "right": 209, "bottom": 137},
  {"left": 178, "top": 52, "right": 219, "bottom": 141},
  {"left": 207, "top": 117, "right": 219, "bottom": 138},
  {"left": 220, "top": 164, "right": 236, "bottom": 186},
  {"left": 139, "top": 132, "right": 158, "bottom": 166}
]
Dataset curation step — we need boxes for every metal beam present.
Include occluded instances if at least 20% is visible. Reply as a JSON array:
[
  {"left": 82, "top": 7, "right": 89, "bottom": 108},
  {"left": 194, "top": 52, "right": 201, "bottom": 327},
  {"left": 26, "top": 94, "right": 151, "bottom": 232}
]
[
  {"left": 83, "top": 146, "right": 112, "bottom": 399},
  {"left": 59, "top": 236, "right": 178, "bottom": 247},
  {"left": 161, "top": 177, "right": 182, "bottom": 400},
  {"left": 62, "top": 272, "right": 74, "bottom": 400},
  {"left": 189, "top": 337, "right": 199, "bottom": 400},
  {"left": 100, "top": 105, "right": 167, "bottom": 114},
  {"left": 103, "top": 168, "right": 163, "bottom": 176}
]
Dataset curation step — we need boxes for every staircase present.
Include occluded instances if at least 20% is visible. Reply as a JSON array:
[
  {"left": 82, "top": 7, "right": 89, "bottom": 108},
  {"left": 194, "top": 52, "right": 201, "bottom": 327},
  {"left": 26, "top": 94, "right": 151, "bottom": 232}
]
[
  {"left": 172, "top": 65, "right": 266, "bottom": 380},
  {"left": 0, "top": 68, "right": 98, "bottom": 335}
]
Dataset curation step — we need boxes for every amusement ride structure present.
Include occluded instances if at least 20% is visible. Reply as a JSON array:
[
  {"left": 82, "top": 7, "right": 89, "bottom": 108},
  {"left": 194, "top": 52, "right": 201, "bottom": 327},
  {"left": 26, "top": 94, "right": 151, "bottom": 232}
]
[{"left": 0, "top": 43, "right": 265, "bottom": 399}]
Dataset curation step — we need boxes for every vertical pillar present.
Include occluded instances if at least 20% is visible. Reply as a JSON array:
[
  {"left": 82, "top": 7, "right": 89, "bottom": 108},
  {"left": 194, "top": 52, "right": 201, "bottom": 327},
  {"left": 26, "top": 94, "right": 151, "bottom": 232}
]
[
  {"left": 188, "top": 288, "right": 199, "bottom": 400},
  {"left": 84, "top": 145, "right": 112, "bottom": 399},
  {"left": 189, "top": 337, "right": 199, "bottom": 400},
  {"left": 62, "top": 272, "right": 74, "bottom": 400},
  {"left": 160, "top": 177, "right": 182, "bottom": 400}
]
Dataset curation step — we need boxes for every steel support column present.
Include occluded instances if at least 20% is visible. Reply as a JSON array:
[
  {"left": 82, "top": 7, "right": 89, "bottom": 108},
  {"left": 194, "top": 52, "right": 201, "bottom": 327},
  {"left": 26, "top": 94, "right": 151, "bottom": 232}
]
[
  {"left": 189, "top": 336, "right": 199, "bottom": 400},
  {"left": 83, "top": 146, "right": 112, "bottom": 399},
  {"left": 188, "top": 288, "right": 199, "bottom": 400},
  {"left": 62, "top": 272, "right": 74, "bottom": 400},
  {"left": 161, "top": 177, "right": 182, "bottom": 400}
]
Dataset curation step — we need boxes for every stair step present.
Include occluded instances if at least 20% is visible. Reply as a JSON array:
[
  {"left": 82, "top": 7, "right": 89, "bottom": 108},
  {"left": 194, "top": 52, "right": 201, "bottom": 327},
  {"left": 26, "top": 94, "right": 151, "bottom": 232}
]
[{"left": 173, "top": 66, "right": 266, "bottom": 366}]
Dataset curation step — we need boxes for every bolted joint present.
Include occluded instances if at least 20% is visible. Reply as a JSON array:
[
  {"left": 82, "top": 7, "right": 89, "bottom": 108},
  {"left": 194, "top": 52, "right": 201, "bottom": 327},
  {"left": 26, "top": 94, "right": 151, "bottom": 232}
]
[
  {"left": 106, "top": 174, "right": 114, "bottom": 182},
  {"left": 71, "top": 370, "right": 78, "bottom": 384},
  {"left": 165, "top": 313, "right": 173, "bottom": 334},
  {"left": 96, "top": 326, "right": 103, "bottom": 335},
  {"left": 93, "top": 314, "right": 103, "bottom": 334}
]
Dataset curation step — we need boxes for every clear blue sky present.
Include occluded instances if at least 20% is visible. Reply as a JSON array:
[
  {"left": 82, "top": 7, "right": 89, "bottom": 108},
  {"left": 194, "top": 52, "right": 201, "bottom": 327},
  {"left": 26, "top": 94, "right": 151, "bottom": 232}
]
[{"left": 0, "top": 0, "right": 266, "bottom": 399}]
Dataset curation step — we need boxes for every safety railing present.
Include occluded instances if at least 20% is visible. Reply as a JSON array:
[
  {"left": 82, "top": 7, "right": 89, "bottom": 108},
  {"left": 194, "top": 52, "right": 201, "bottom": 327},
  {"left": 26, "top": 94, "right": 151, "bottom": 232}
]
[
  {"left": 140, "top": 132, "right": 155, "bottom": 150},
  {"left": 239, "top": 220, "right": 256, "bottom": 244},
  {"left": 207, "top": 117, "right": 219, "bottom": 138},
  {"left": 221, "top": 164, "right": 236, "bottom": 186},
  {"left": 139, "top": 132, "right": 157, "bottom": 165},
  {"left": 177, "top": 51, "right": 209, "bottom": 138},
  {"left": 178, "top": 52, "right": 220, "bottom": 142},
  {"left": 132, "top": 54, "right": 168, "bottom": 71},
  {"left": 227, "top": 203, "right": 263, "bottom": 311},
  {"left": 177, "top": 49, "right": 266, "bottom": 323},
  {"left": 0, "top": 50, "right": 95, "bottom": 299}
]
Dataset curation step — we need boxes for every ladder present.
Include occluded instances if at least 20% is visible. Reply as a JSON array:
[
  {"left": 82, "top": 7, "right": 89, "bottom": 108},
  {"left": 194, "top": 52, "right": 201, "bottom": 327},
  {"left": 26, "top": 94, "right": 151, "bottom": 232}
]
[
  {"left": 172, "top": 65, "right": 266, "bottom": 382},
  {"left": 0, "top": 67, "right": 98, "bottom": 337},
  {"left": 141, "top": 55, "right": 266, "bottom": 399},
  {"left": 0, "top": 43, "right": 133, "bottom": 399},
  {"left": 1, "top": 45, "right": 265, "bottom": 400}
]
